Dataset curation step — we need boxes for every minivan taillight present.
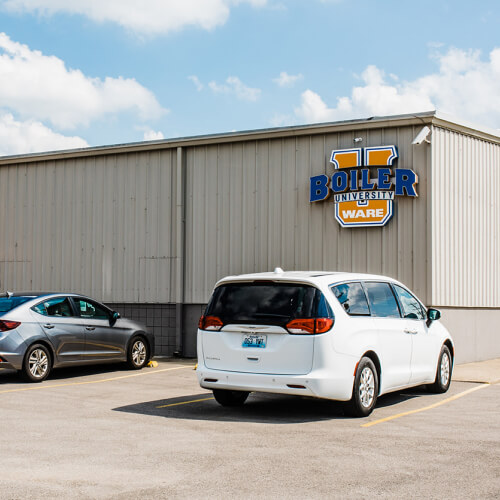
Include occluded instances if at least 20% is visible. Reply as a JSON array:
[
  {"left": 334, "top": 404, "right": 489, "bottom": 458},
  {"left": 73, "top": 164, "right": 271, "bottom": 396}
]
[
  {"left": 198, "top": 316, "right": 223, "bottom": 331},
  {"left": 286, "top": 318, "right": 333, "bottom": 335},
  {"left": 0, "top": 320, "right": 21, "bottom": 332}
]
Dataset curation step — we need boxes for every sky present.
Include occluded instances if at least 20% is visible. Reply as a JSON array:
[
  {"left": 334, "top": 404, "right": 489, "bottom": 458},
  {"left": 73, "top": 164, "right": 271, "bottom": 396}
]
[{"left": 0, "top": 0, "right": 499, "bottom": 156}]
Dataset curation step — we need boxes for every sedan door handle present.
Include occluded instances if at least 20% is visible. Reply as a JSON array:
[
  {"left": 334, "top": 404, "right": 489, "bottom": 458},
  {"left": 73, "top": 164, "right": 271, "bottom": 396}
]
[
  {"left": 43, "top": 324, "right": 54, "bottom": 329},
  {"left": 85, "top": 326, "right": 95, "bottom": 331},
  {"left": 404, "top": 329, "right": 417, "bottom": 334}
]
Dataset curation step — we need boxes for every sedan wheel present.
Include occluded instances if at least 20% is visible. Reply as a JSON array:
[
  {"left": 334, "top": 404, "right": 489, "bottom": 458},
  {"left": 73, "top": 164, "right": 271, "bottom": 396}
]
[
  {"left": 22, "top": 344, "right": 51, "bottom": 383},
  {"left": 127, "top": 337, "right": 149, "bottom": 370}
]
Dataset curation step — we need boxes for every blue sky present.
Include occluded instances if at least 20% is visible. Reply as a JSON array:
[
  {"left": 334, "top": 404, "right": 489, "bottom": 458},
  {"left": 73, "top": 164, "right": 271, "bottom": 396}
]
[{"left": 0, "top": 0, "right": 499, "bottom": 155}]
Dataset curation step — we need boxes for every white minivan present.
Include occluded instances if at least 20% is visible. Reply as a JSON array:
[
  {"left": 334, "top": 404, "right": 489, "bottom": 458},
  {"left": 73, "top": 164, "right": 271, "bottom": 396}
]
[{"left": 196, "top": 269, "right": 454, "bottom": 417}]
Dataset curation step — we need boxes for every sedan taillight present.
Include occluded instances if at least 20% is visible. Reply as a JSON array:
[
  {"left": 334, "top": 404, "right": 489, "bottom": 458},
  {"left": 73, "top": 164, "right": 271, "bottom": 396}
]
[
  {"left": 198, "top": 316, "right": 223, "bottom": 331},
  {"left": 0, "top": 320, "right": 21, "bottom": 332},
  {"left": 286, "top": 318, "right": 333, "bottom": 335}
]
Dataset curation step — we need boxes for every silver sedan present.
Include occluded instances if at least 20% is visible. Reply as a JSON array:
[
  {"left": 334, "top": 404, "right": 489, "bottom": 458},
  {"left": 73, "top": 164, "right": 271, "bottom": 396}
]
[{"left": 0, "top": 292, "right": 154, "bottom": 382}]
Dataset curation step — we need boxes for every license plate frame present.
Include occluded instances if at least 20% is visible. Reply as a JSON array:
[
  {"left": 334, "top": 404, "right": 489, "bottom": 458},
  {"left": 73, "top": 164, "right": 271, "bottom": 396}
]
[{"left": 242, "top": 334, "right": 267, "bottom": 349}]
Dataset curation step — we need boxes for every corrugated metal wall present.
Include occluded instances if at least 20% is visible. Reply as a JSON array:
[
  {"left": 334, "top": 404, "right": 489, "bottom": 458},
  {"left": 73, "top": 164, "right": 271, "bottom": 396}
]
[
  {"left": 0, "top": 122, "right": 438, "bottom": 306},
  {"left": 0, "top": 150, "right": 179, "bottom": 303},
  {"left": 184, "top": 124, "right": 431, "bottom": 304},
  {"left": 431, "top": 127, "right": 500, "bottom": 307}
]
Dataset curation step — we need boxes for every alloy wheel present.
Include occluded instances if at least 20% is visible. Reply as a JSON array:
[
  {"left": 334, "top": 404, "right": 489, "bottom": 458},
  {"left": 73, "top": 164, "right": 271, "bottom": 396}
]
[
  {"left": 132, "top": 340, "right": 146, "bottom": 366},
  {"left": 440, "top": 352, "right": 450, "bottom": 386},
  {"left": 29, "top": 348, "right": 49, "bottom": 379},
  {"left": 359, "top": 366, "right": 375, "bottom": 408}
]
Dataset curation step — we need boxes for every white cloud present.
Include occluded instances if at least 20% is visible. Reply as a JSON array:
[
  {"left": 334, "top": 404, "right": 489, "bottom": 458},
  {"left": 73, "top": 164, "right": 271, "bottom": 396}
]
[
  {"left": 143, "top": 129, "right": 164, "bottom": 141},
  {"left": 0, "top": 113, "right": 88, "bottom": 156},
  {"left": 295, "top": 47, "right": 500, "bottom": 129},
  {"left": 209, "top": 76, "right": 261, "bottom": 101},
  {"left": 270, "top": 113, "right": 295, "bottom": 127},
  {"left": 273, "top": 71, "right": 303, "bottom": 88},
  {"left": 1, "top": 0, "right": 268, "bottom": 36},
  {"left": 188, "top": 75, "right": 204, "bottom": 91},
  {"left": 0, "top": 32, "right": 166, "bottom": 129}
]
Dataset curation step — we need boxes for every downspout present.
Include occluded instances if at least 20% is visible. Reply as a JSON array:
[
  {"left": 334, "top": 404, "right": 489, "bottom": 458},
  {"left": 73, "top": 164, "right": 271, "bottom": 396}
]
[{"left": 174, "top": 146, "right": 186, "bottom": 356}]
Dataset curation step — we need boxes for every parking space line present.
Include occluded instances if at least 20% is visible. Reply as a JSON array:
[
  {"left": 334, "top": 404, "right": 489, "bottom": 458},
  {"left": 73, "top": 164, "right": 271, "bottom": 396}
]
[
  {"left": 0, "top": 365, "right": 190, "bottom": 395},
  {"left": 361, "top": 383, "right": 490, "bottom": 428},
  {"left": 156, "top": 396, "right": 214, "bottom": 408}
]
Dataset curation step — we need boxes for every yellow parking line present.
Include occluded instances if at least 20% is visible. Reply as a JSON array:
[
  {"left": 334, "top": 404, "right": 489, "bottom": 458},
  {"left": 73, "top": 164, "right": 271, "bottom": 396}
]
[
  {"left": 0, "top": 365, "right": 189, "bottom": 395},
  {"left": 362, "top": 383, "right": 490, "bottom": 428},
  {"left": 156, "top": 397, "right": 214, "bottom": 408}
]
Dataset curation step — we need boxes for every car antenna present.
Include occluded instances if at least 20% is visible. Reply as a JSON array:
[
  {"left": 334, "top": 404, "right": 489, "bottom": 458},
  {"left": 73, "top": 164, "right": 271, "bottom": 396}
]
[{"left": 274, "top": 267, "right": 284, "bottom": 274}]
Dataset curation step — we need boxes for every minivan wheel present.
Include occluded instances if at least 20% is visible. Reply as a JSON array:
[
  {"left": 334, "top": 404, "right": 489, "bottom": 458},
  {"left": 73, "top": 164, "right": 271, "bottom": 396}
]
[
  {"left": 428, "top": 345, "right": 452, "bottom": 393},
  {"left": 127, "top": 336, "right": 149, "bottom": 370},
  {"left": 213, "top": 389, "right": 249, "bottom": 407},
  {"left": 22, "top": 344, "right": 52, "bottom": 383},
  {"left": 345, "top": 357, "right": 379, "bottom": 417}
]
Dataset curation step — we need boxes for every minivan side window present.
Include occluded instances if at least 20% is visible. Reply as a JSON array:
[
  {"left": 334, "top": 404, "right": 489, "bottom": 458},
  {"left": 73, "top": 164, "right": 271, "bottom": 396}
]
[
  {"left": 331, "top": 282, "right": 370, "bottom": 316},
  {"left": 393, "top": 285, "right": 425, "bottom": 320},
  {"left": 363, "top": 282, "right": 401, "bottom": 318}
]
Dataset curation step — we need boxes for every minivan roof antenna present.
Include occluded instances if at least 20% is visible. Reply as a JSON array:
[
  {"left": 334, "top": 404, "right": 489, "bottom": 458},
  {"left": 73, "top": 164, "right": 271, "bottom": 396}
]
[{"left": 274, "top": 267, "right": 284, "bottom": 274}]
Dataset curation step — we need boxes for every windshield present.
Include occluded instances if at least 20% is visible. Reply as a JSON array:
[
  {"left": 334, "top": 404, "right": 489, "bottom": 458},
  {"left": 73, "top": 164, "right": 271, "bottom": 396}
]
[
  {"left": 205, "top": 282, "right": 331, "bottom": 326},
  {"left": 0, "top": 296, "right": 35, "bottom": 314}
]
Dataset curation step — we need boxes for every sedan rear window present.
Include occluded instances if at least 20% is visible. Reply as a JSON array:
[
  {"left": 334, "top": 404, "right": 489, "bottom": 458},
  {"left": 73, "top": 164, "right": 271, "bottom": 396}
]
[
  {"left": 0, "top": 296, "right": 35, "bottom": 314},
  {"left": 205, "top": 283, "right": 331, "bottom": 326}
]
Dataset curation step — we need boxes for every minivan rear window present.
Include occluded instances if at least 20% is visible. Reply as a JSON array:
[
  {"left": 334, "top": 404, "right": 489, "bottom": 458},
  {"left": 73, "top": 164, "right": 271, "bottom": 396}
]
[
  {"left": 0, "top": 296, "right": 34, "bottom": 314},
  {"left": 205, "top": 283, "right": 331, "bottom": 326}
]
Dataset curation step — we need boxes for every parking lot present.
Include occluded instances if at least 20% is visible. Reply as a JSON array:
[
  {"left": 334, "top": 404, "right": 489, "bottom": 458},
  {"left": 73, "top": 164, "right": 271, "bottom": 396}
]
[{"left": 1, "top": 359, "right": 499, "bottom": 499}]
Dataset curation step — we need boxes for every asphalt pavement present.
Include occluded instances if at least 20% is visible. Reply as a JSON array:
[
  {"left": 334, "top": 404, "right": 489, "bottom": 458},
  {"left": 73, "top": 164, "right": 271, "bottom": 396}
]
[{"left": 0, "top": 358, "right": 498, "bottom": 499}]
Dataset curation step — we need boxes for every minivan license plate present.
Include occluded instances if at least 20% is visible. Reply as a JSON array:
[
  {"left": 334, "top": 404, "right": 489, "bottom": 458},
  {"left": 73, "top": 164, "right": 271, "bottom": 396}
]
[{"left": 242, "top": 334, "right": 267, "bottom": 348}]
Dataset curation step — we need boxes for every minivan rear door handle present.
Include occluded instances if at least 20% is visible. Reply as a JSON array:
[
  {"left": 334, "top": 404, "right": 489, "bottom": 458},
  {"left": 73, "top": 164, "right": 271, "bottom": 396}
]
[
  {"left": 43, "top": 324, "right": 54, "bottom": 329},
  {"left": 85, "top": 326, "right": 95, "bottom": 331},
  {"left": 404, "top": 328, "right": 417, "bottom": 334}
]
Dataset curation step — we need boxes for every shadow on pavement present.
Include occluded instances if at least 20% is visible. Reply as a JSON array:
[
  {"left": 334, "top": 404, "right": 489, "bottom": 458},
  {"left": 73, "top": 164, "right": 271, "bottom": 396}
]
[
  {"left": 0, "top": 362, "right": 129, "bottom": 384},
  {"left": 113, "top": 388, "right": 428, "bottom": 424}
]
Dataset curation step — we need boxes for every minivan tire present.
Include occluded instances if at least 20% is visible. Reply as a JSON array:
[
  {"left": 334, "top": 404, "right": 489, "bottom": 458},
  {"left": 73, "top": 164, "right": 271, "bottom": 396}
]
[
  {"left": 428, "top": 345, "right": 452, "bottom": 393},
  {"left": 213, "top": 389, "right": 249, "bottom": 407},
  {"left": 345, "top": 357, "right": 378, "bottom": 417}
]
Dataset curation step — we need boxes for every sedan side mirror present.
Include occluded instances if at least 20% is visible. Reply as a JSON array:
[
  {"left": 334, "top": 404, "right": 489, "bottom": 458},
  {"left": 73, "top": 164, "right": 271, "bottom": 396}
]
[
  {"left": 110, "top": 311, "right": 121, "bottom": 326},
  {"left": 427, "top": 308, "right": 441, "bottom": 322}
]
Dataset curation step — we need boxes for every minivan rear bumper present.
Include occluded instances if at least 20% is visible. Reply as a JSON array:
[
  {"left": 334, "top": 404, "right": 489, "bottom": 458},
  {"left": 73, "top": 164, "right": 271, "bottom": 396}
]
[{"left": 197, "top": 361, "right": 355, "bottom": 401}]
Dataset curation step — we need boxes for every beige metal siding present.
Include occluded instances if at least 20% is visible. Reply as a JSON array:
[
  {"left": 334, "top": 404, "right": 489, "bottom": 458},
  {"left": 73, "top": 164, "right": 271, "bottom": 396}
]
[
  {"left": 184, "top": 125, "right": 432, "bottom": 303},
  {"left": 432, "top": 127, "right": 500, "bottom": 307},
  {"left": 0, "top": 151, "right": 178, "bottom": 303}
]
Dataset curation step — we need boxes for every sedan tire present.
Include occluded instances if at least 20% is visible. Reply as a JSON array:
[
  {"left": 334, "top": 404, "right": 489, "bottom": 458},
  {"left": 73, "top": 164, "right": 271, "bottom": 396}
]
[
  {"left": 127, "top": 336, "right": 149, "bottom": 370},
  {"left": 22, "top": 343, "right": 52, "bottom": 383}
]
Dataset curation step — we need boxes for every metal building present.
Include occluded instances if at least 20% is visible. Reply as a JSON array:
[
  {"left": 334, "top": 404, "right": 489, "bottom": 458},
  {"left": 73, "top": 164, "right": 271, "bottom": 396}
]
[{"left": 0, "top": 111, "right": 498, "bottom": 363}]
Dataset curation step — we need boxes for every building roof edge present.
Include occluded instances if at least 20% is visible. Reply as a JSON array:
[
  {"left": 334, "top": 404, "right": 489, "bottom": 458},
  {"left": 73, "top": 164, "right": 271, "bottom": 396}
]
[{"left": 0, "top": 110, "right": 498, "bottom": 165}]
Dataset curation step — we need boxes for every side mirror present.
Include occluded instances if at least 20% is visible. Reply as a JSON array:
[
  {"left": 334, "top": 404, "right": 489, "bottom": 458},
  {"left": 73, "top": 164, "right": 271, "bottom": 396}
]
[
  {"left": 427, "top": 308, "right": 441, "bottom": 322},
  {"left": 110, "top": 311, "right": 121, "bottom": 326}
]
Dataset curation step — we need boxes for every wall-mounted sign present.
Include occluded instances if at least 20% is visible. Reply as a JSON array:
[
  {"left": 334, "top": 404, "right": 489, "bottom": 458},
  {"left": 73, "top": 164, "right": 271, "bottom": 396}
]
[{"left": 309, "top": 146, "right": 418, "bottom": 228}]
